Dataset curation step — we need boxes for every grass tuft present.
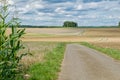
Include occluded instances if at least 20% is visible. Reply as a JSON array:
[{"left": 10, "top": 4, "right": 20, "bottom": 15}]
[{"left": 81, "top": 42, "right": 120, "bottom": 60}]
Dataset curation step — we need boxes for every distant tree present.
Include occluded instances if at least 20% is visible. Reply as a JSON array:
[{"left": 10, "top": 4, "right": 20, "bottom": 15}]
[
  {"left": 63, "top": 21, "right": 78, "bottom": 27},
  {"left": 119, "top": 22, "right": 120, "bottom": 27}
]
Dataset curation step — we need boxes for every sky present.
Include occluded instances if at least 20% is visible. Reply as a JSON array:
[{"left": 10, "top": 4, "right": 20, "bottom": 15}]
[{"left": 7, "top": 0, "right": 120, "bottom": 26}]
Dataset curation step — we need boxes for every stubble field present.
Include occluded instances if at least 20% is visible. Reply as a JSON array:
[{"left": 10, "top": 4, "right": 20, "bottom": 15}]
[{"left": 21, "top": 28, "right": 120, "bottom": 50}]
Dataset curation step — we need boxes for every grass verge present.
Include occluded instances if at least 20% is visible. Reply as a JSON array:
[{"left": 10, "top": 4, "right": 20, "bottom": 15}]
[
  {"left": 28, "top": 43, "right": 66, "bottom": 80},
  {"left": 81, "top": 42, "right": 120, "bottom": 60}
]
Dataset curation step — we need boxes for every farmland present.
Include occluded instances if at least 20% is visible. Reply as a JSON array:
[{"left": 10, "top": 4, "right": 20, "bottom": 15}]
[
  {"left": 19, "top": 28, "right": 120, "bottom": 49},
  {"left": 7, "top": 28, "right": 120, "bottom": 63},
  {"left": 6, "top": 27, "right": 120, "bottom": 79},
  {"left": 18, "top": 27, "right": 120, "bottom": 68}
]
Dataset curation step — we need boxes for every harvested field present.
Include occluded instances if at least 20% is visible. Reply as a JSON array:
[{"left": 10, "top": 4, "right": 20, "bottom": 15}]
[{"left": 7, "top": 28, "right": 120, "bottom": 49}]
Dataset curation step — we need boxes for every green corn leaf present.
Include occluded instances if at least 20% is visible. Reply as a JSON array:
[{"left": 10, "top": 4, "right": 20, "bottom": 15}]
[
  {"left": 0, "top": 2, "right": 28, "bottom": 80},
  {"left": 4, "top": 13, "right": 9, "bottom": 19}
]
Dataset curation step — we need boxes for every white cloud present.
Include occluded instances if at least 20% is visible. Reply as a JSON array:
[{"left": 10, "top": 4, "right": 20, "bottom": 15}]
[
  {"left": 37, "top": 12, "right": 54, "bottom": 16},
  {"left": 75, "top": 2, "right": 99, "bottom": 10},
  {"left": 55, "top": 7, "right": 65, "bottom": 14},
  {"left": 15, "top": 0, "right": 45, "bottom": 14},
  {"left": 8, "top": 0, "right": 14, "bottom": 5},
  {"left": 86, "top": 2, "right": 98, "bottom": 8},
  {"left": 17, "top": 7, "right": 29, "bottom": 14},
  {"left": 78, "top": 15, "right": 97, "bottom": 18},
  {"left": 75, "top": 4, "right": 82, "bottom": 10},
  {"left": 30, "top": 1, "right": 45, "bottom": 9},
  {"left": 66, "top": 14, "right": 73, "bottom": 17}
]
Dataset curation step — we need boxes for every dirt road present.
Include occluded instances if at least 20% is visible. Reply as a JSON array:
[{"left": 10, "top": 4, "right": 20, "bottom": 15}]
[{"left": 58, "top": 44, "right": 120, "bottom": 80}]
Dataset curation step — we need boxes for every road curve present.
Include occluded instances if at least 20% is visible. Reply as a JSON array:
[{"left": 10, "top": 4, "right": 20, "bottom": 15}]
[{"left": 58, "top": 44, "right": 120, "bottom": 80}]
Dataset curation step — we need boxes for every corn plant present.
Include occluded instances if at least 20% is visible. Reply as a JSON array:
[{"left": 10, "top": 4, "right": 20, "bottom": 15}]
[{"left": 0, "top": 0, "right": 28, "bottom": 80}]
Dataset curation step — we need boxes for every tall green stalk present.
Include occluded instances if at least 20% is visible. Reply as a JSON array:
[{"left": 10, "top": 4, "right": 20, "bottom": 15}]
[{"left": 0, "top": 0, "right": 28, "bottom": 80}]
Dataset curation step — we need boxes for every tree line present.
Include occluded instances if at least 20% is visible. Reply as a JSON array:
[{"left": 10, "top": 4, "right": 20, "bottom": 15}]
[{"left": 18, "top": 21, "right": 120, "bottom": 28}]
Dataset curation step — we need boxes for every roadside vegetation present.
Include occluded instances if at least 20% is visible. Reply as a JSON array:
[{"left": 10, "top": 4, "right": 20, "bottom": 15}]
[
  {"left": 20, "top": 42, "right": 58, "bottom": 70},
  {"left": 27, "top": 42, "right": 66, "bottom": 80},
  {"left": 81, "top": 42, "right": 120, "bottom": 60}
]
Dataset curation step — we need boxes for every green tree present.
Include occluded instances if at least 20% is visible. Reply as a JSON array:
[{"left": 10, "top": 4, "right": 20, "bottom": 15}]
[
  {"left": 63, "top": 21, "right": 78, "bottom": 27},
  {"left": 0, "top": 0, "right": 29, "bottom": 80},
  {"left": 118, "top": 22, "right": 120, "bottom": 27}
]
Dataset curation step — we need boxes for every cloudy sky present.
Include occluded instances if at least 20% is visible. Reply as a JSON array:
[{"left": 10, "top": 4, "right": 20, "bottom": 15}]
[{"left": 8, "top": 0, "right": 120, "bottom": 26}]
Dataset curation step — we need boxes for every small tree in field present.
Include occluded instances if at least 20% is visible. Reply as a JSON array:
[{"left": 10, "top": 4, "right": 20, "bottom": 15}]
[
  {"left": 0, "top": 0, "right": 28, "bottom": 80},
  {"left": 63, "top": 21, "right": 78, "bottom": 27},
  {"left": 118, "top": 22, "right": 120, "bottom": 27}
]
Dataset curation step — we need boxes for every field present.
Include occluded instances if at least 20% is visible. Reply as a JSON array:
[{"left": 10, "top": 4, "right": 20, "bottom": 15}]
[
  {"left": 19, "top": 28, "right": 120, "bottom": 67},
  {"left": 20, "top": 28, "right": 120, "bottom": 50},
  {"left": 7, "top": 28, "right": 120, "bottom": 64}
]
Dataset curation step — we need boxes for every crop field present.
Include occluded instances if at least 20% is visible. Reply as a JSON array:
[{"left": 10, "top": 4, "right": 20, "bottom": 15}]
[
  {"left": 15, "top": 28, "right": 120, "bottom": 49},
  {"left": 7, "top": 28, "right": 120, "bottom": 50}
]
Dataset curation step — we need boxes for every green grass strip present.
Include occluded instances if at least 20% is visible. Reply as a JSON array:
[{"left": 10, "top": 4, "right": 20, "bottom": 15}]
[
  {"left": 81, "top": 42, "right": 120, "bottom": 60},
  {"left": 28, "top": 43, "right": 66, "bottom": 80}
]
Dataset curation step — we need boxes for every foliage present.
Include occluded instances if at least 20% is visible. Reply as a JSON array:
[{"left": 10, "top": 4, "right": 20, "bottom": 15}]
[
  {"left": 0, "top": 0, "right": 28, "bottom": 80},
  {"left": 118, "top": 22, "right": 120, "bottom": 27},
  {"left": 28, "top": 43, "right": 66, "bottom": 80},
  {"left": 81, "top": 42, "right": 120, "bottom": 60},
  {"left": 63, "top": 21, "right": 78, "bottom": 27}
]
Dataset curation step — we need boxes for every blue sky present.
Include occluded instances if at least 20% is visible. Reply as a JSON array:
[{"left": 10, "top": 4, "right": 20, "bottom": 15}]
[{"left": 8, "top": 0, "right": 120, "bottom": 26}]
